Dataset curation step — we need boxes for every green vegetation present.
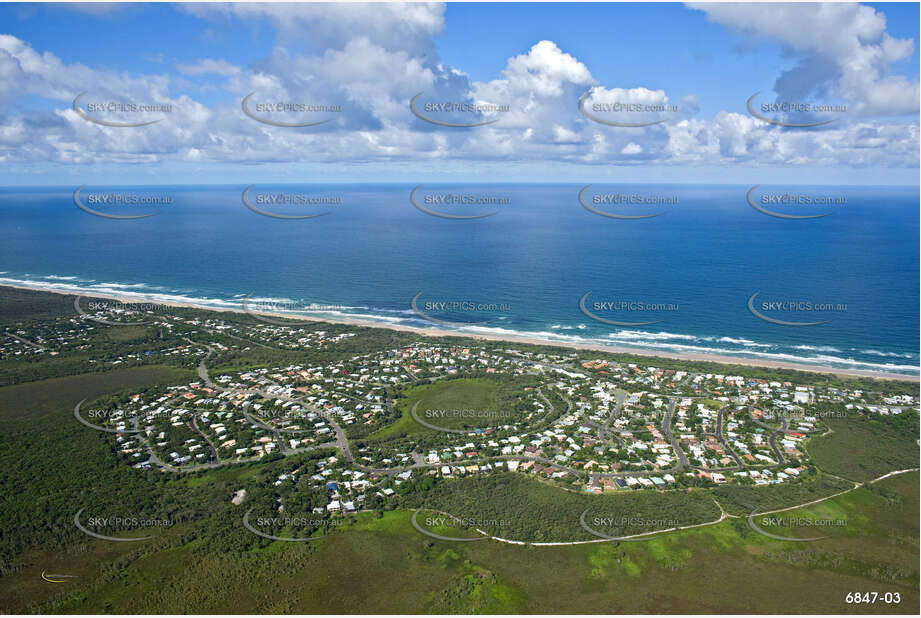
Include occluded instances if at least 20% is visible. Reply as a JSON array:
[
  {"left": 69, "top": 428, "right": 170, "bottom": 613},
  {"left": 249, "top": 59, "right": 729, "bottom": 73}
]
[
  {"left": 2, "top": 474, "right": 915, "bottom": 614},
  {"left": 370, "top": 377, "right": 531, "bottom": 439},
  {"left": 0, "top": 368, "right": 201, "bottom": 574},
  {"left": 1, "top": 285, "right": 918, "bottom": 614},
  {"left": 407, "top": 472, "right": 722, "bottom": 541},
  {"left": 808, "top": 412, "right": 920, "bottom": 482},
  {"left": 713, "top": 472, "right": 854, "bottom": 516},
  {"left": 0, "top": 365, "right": 193, "bottom": 421}
]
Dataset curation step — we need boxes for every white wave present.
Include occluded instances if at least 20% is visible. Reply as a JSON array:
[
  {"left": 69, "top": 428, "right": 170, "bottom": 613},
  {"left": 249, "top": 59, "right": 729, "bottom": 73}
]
[
  {"left": 325, "top": 312, "right": 405, "bottom": 324},
  {"left": 606, "top": 330, "right": 701, "bottom": 342},
  {"left": 793, "top": 344, "right": 842, "bottom": 353},
  {"left": 88, "top": 281, "right": 168, "bottom": 291},
  {"left": 716, "top": 336, "right": 772, "bottom": 348},
  {"left": 1, "top": 274, "right": 916, "bottom": 375},
  {"left": 861, "top": 349, "right": 916, "bottom": 359}
]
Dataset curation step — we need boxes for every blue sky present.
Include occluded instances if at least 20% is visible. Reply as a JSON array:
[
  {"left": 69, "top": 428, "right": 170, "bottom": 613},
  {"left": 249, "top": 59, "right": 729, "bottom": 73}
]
[{"left": 0, "top": 2, "right": 918, "bottom": 185}]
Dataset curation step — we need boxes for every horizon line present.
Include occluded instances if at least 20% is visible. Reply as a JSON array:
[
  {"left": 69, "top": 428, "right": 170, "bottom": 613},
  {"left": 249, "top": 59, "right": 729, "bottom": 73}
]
[{"left": 0, "top": 182, "right": 918, "bottom": 189}]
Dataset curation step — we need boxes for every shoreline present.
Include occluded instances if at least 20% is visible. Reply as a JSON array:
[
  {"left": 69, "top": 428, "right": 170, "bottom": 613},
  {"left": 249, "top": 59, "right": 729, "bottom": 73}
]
[{"left": 3, "top": 282, "right": 918, "bottom": 383}]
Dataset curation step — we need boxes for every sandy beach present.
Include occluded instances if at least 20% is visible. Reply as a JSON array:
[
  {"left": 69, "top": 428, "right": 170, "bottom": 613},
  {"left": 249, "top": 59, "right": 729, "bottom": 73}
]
[{"left": 4, "top": 282, "right": 918, "bottom": 382}]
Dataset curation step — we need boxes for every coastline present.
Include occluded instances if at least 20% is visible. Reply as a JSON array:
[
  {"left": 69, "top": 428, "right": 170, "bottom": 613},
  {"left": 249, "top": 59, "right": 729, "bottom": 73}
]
[{"left": 3, "top": 282, "right": 918, "bottom": 383}]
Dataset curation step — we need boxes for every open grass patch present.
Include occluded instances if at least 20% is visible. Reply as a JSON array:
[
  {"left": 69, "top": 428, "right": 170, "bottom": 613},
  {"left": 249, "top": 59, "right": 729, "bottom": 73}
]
[{"left": 369, "top": 377, "right": 533, "bottom": 439}]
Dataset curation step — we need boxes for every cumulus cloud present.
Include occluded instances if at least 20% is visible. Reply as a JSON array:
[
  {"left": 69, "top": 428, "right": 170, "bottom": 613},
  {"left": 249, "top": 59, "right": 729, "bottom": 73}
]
[
  {"left": 0, "top": 2, "right": 917, "bottom": 172},
  {"left": 689, "top": 2, "right": 919, "bottom": 116}
]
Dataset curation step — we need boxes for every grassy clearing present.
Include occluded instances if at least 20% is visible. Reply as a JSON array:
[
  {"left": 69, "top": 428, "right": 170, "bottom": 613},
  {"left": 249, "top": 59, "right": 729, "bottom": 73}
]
[
  {"left": 369, "top": 377, "right": 508, "bottom": 439},
  {"left": 104, "top": 325, "right": 154, "bottom": 343}
]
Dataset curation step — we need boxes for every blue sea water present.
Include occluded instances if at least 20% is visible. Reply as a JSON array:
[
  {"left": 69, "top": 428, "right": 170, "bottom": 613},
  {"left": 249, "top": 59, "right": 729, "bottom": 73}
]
[{"left": 0, "top": 183, "right": 918, "bottom": 376}]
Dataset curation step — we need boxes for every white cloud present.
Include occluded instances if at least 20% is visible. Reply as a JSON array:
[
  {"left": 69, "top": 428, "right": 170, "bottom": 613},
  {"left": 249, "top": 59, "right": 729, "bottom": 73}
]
[
  {"left": 689, "top": 2, "right": 919, "bottom": 117},
  {"left": 500, "top": 40, "right": 593, "bottom": 98},
  {"left": 0, "top": 1, "right": 917, "bottom": 174},
  {"left": 180, "top": 2, "right": 445, "bottom": 54},
  {"left": 621, "top": 142, "right": 643, "bottom": 155}
]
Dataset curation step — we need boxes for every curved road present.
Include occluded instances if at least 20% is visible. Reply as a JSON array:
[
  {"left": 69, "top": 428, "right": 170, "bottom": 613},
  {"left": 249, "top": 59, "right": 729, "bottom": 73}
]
[
  {"left": 169, "top": 339, "right": 794, "bottom": 481},
  {"left": 715, "top": 406, "right": 744, "bottom": 470},
  {"left": 767, "top": 419, "right": 788, "bottom": 464}
]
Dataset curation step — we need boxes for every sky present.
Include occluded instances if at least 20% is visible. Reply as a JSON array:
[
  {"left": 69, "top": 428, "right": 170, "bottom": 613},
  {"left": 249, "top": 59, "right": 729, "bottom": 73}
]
[{"left": 0, "top": 1, "right": 918, "bottom": 186}]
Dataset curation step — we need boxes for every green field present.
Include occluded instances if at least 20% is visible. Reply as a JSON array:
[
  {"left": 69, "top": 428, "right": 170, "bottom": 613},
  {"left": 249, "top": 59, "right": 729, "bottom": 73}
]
[
  {"left": 103, "top": 325, "right": 155, "bottom": 343},
  {"left": 369, "top": 377, "right": 523, "bottom": 439}
]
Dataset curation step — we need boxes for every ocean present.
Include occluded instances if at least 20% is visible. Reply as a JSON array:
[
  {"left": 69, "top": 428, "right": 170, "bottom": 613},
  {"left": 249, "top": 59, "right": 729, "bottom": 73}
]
[{"left": 0, "top": 183, "right": 918, "bottom": 376}]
